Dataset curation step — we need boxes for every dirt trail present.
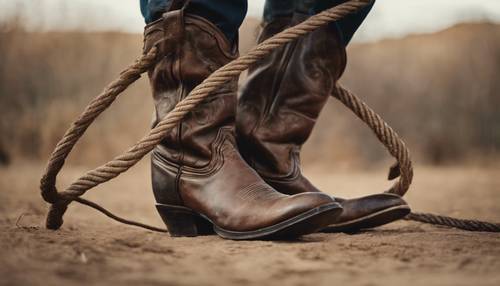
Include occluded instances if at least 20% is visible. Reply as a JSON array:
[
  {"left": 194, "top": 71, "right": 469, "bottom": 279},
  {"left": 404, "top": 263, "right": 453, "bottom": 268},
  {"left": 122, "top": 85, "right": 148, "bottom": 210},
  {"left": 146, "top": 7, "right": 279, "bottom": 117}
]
[{"left": 1, "top": 162, "right": 499, "bottom": 286}]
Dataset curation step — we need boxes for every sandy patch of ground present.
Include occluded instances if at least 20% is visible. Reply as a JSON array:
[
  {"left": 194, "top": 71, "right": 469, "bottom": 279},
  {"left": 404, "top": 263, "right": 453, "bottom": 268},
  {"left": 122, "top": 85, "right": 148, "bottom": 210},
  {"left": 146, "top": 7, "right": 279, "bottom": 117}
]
[{"left": 0, "top": 162, "right": 499, "bottom": 286}]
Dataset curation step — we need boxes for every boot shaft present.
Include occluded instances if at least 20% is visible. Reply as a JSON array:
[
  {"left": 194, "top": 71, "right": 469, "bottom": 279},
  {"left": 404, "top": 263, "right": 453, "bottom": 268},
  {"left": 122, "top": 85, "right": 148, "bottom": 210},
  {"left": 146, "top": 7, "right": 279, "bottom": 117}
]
[
  {"left": 143, "top": 5, "right": 342, "bottom": 238},
  {"left": 237, "top": 13, "right": 347, "bottom": 178},
  {"left": 144, "top": 8, "right": 238, "bottom": 169}
]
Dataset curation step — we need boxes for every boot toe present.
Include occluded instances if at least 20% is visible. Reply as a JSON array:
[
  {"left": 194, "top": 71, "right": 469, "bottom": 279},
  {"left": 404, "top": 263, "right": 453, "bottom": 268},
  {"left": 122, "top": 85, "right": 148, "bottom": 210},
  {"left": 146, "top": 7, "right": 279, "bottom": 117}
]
[
  {"left": 278, "top": 192, "right": 342, "bottom": 222},
  {"left": 337, "top": 193, "right": 409, "bottom": 222},
  {"left": 325, "top": 193, "right": 410, "bottom": 232}
]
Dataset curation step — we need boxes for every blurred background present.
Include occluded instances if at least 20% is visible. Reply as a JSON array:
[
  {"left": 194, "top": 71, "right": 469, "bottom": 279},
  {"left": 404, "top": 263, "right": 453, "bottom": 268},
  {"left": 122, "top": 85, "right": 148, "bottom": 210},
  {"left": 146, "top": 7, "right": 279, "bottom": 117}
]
[
  {"left": 1, "top": 2, "right": 500, "bottom": 285},
  {"left": 0, "top": 0, "right": 499, "bottom": 168}
]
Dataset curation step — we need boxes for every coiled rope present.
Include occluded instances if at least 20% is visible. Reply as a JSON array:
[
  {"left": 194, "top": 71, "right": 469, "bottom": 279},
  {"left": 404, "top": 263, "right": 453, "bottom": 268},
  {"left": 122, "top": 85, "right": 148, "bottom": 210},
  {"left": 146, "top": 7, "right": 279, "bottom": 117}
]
[{"left": 39, "top": 0, "right": 500, "bottom": 233}]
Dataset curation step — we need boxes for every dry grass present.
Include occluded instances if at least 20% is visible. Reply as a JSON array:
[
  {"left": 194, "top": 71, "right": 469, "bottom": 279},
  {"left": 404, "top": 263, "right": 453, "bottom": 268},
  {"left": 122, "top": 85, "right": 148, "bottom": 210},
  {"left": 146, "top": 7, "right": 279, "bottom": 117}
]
[
  {"left": 325, "top": 22, "right": 500, "bottom": 166},
  {"left": 0, "top": 20, "right": 499, "bottom": 168}
]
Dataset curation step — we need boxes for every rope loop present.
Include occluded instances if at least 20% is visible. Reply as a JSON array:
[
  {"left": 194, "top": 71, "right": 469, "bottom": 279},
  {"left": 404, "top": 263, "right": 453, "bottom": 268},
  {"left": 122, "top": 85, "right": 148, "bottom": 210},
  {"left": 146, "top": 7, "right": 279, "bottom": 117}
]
[
  {"left": 39, "top": 0, "right": 499, "bottom": 233},
  {"left": 40, "top": 46, "right": 159, "bottom": 228}
]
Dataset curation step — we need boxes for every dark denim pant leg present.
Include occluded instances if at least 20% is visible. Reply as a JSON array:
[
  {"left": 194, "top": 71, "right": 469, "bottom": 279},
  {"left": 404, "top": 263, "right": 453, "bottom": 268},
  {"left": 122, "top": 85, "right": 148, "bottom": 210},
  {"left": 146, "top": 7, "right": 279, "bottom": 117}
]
[
  {"left": 263, "top": 0, "right": 295, "bottom": 23},
  {"left": 140, "top": 0, "right": 247, "bottom": 42},
  {"left": 314, "top": 0, "right": 375, "bottom": 46},
  {"left": 263, "top": 0, "right": 375, "bottom": 46}
]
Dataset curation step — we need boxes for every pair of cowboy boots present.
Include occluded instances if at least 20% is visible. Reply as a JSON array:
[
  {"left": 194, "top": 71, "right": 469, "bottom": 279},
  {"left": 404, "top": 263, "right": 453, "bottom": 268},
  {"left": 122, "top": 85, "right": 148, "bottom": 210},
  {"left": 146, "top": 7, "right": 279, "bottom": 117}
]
[{"left": 144, "top": 3, "right": 410, "bottom": 240}]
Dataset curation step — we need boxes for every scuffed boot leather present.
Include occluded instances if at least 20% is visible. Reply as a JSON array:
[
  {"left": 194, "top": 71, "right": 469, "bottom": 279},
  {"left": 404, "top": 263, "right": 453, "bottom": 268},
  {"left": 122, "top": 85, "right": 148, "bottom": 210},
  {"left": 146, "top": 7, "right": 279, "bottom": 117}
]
[
  {"left": 237, "top": 13, "right": 410, "bottom": 232},
  {"left": 144, "top": 6, "right": 342, "bottom": 240}
]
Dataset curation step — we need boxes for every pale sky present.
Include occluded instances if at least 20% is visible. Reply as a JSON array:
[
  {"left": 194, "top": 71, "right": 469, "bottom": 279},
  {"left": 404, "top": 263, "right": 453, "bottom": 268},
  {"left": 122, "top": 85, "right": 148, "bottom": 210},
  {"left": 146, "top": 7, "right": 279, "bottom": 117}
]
[{"left": 1, "top": 0, "right": 500, "bottom": 42}]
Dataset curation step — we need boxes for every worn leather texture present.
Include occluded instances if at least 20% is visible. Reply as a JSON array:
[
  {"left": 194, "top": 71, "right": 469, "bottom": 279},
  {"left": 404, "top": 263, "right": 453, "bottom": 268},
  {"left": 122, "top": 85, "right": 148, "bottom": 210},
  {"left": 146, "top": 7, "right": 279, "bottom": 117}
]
[
  {"left": 237, "top": 14, "right": 346, "bottom": 195},
  {"left": 333, "top": 194, "right": 408, "bottom": 223},
  {"left": 144, "top": 9, "right": 336, "bottom": 232},
  {"left": 236, "top": 13, "right": 408, "bottom": 225}
]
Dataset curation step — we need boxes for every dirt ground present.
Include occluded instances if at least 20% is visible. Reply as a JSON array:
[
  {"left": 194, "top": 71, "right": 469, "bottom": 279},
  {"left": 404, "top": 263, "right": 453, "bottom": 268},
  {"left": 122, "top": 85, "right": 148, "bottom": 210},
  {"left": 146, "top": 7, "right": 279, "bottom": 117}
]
[{"left": 0, "top": 161, "right": 499, "bottom": 286}]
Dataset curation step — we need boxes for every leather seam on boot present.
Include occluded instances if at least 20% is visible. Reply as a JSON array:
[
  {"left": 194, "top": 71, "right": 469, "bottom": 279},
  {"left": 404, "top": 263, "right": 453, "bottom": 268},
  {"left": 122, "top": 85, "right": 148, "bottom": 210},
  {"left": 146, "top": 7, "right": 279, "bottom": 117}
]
[
  {"left": 180, "top": 129, "right": 229, "bottom": 177},
  {"left": 264, "top": 42, "right": 299, "bottom": 121},
  {"left": 185, "top": 15, "right": 238, "bottom": 60},
  {"left": 257, "top": 151, "right": 302, "bottom": 183},
  {"left": 152, "top": 127, "right": 231, "bottom": 177}
]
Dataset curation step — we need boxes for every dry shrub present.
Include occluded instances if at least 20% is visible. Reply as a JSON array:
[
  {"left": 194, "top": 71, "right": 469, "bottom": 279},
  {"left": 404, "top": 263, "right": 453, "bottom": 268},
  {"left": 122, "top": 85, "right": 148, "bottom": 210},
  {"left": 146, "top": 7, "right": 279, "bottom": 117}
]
[
  {"left": 0, "top": 20, "right": 152, "bottom": 165},
  {"left": 0, "top": 19, "right": 499, "bottom": 167},
  {"left": 305, "top": 22, "right": 500, "bottom": 167}
]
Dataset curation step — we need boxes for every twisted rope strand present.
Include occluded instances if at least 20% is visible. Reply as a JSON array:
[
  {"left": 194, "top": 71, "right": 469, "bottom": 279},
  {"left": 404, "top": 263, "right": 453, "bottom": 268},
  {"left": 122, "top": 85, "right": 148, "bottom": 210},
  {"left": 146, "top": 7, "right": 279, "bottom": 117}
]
[
  {"left": 332, "top": 86, "right": 413, "bottom": 196},
  {"left": 406, "top": 212, "right": 500, "bottom": 232},
  {"left": 39, "top": 0, "right": 499, "bottom": 233},
  {"left": 40, "top": 46, "right": 158, "bottom": 204}
]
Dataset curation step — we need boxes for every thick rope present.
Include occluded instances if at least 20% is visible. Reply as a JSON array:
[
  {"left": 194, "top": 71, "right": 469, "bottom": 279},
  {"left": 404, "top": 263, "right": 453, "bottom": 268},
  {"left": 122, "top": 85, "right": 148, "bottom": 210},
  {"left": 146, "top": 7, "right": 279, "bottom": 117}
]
[
  {"left": 39, "top": 0, "right": 499, "bottom": 233},
  {"left": 406, "top": 213, "right": 500, "bottom": 232},
  {"left": 332, "top": 86, "right": 413, "bottom": 196}
]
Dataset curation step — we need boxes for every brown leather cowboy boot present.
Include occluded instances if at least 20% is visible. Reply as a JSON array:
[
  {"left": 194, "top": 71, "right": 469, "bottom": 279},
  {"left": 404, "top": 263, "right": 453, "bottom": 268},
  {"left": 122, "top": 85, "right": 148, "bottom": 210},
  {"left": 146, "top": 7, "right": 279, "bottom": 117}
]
[
  {"left": 236, "top": 13, "right": 410, "bottom": 232},
  {"left": 144, "top": 2, "right": 342, "bottom": 240}
]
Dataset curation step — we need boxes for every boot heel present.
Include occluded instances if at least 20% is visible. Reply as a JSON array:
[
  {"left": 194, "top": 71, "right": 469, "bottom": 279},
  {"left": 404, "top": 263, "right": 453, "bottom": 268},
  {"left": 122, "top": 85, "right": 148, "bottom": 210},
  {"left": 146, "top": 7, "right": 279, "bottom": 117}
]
[{"left": 156, "top": 204, "right": 213, "bottom": 237}]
